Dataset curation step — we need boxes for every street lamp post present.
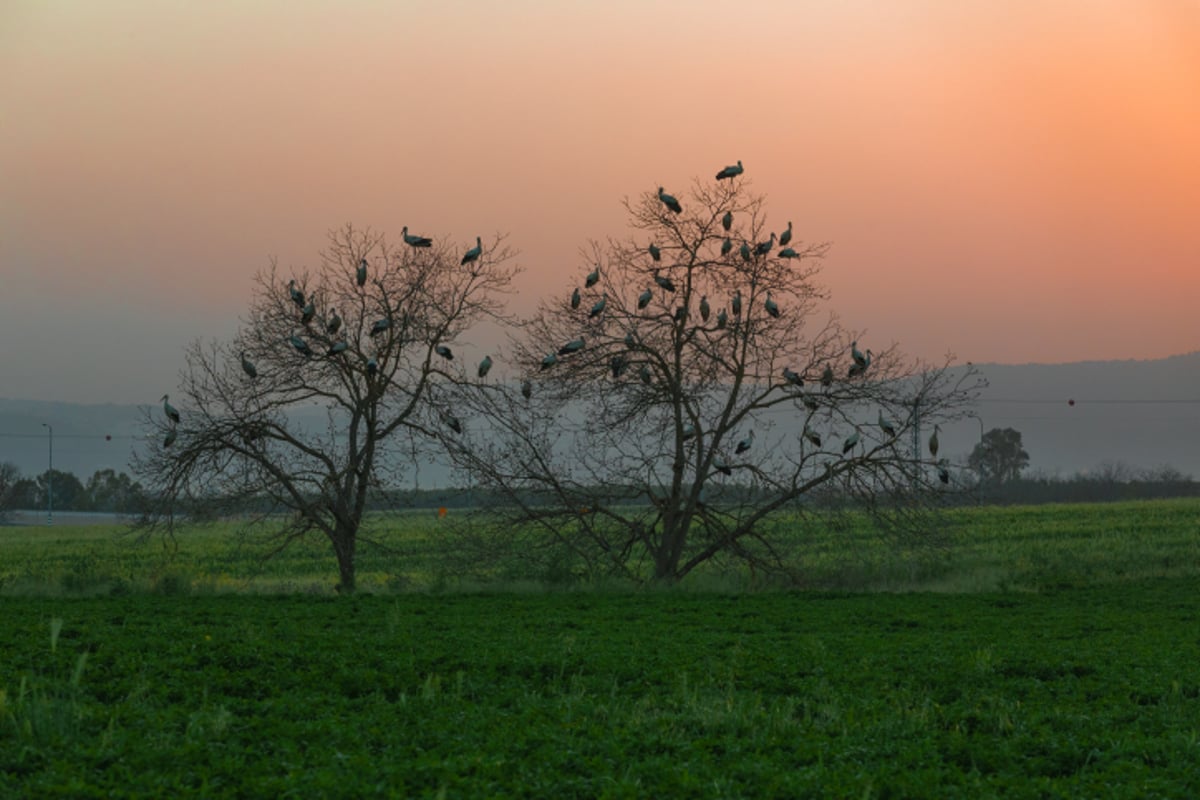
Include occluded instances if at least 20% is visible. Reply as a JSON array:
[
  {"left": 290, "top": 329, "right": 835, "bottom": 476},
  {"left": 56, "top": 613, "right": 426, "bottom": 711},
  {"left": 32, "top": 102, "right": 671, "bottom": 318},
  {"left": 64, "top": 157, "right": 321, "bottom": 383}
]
[{"left": 41, "top": 423, "right": 53, "bottom": 526}]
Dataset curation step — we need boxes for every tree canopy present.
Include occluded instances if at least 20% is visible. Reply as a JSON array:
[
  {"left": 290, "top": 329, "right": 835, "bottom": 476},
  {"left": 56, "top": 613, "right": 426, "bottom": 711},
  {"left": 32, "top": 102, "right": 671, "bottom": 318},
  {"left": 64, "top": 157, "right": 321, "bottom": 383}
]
[
  {"left": 133, "top": 225, "right": 518, "bottom": 592},
  {"left": 439, "top": 176, "right": 982, "bottom": 583}
]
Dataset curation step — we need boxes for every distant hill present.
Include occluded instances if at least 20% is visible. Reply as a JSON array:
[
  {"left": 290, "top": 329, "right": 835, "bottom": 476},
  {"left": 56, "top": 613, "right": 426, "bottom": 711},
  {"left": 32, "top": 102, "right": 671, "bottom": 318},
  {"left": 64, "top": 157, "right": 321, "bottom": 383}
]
[
  {"left": 2, "top": 351, "right": 1198, "bottom": 483},
  {"left": 938, "top": 351, "right": 1200, "bottom": 477}
]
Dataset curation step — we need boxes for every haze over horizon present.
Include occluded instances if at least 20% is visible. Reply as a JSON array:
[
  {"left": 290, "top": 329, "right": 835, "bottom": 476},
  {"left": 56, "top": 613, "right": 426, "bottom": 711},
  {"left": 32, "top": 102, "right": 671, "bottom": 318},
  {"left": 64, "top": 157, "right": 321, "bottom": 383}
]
[{"left": 4, "top": 1, "right": 1198, "bottom": 405}]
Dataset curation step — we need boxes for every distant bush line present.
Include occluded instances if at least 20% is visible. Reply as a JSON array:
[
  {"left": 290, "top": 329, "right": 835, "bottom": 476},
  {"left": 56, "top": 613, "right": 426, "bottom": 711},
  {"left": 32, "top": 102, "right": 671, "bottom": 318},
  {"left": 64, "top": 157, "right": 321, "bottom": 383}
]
[{"left": 1, "top": 460, "right": 1196, "bottom": 519}]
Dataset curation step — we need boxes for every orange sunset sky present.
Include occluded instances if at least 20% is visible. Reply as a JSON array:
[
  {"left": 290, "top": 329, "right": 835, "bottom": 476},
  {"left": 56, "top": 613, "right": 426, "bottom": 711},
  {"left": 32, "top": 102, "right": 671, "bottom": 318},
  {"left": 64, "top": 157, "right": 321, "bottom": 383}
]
[{"left": 2, "top": 1, "right": 1198, "bottom": 404}]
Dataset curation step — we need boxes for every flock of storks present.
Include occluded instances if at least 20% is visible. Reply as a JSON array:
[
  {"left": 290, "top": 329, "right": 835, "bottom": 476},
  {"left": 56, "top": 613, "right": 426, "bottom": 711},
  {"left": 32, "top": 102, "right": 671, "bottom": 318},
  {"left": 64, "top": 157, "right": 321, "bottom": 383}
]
[{"left": 158, "top": 160, "right": 950, "bottom": 484}]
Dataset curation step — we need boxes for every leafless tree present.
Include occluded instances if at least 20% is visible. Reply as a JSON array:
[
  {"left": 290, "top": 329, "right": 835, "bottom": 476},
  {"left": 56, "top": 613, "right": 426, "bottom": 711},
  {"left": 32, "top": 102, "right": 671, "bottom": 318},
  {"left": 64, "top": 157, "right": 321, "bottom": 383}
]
[
  {"left": 439, "top": 176, "right": 981, "bottom": 584},
  {"left": 133, "top": 225, "right": 518, "bottom": 592}
]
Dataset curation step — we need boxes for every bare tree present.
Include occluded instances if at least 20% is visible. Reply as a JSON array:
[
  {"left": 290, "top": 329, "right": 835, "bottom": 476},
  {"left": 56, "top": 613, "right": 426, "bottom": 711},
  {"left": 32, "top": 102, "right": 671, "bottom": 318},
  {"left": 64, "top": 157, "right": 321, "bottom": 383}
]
[
  {"left": 440, "top": 176, "right": 981, "bottom": 584},
  {"left": 133, "top": 225, "right": 518, "bottom": 592}
]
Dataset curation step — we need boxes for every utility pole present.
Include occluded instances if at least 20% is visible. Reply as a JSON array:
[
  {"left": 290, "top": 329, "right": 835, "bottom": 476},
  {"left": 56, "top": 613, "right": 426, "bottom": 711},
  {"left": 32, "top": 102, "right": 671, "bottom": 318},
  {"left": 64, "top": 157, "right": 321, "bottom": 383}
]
[{"left": 41, "top": 423, "right": 53, "bottom": 526}]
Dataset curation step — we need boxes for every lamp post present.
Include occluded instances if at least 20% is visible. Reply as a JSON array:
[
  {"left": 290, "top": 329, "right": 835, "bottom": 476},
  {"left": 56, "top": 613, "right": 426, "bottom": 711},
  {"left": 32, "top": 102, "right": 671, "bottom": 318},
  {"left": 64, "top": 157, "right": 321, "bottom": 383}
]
[{"left": 41, "top": 423, "right": 53, "bottom": 526}]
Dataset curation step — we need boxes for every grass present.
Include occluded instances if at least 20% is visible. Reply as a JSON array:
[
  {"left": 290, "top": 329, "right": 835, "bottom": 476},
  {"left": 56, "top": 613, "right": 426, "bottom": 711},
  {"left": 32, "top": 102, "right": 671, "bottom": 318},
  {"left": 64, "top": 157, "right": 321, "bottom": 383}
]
[
  {"left": 1, "top": 499, "right": 1198, "bottom": 796},
  {"left": 2, "top": 585, "right": 1199, "bottom": 797},
  {"left": 2, "top": 499, "right": 1198, "bottom": 595}
]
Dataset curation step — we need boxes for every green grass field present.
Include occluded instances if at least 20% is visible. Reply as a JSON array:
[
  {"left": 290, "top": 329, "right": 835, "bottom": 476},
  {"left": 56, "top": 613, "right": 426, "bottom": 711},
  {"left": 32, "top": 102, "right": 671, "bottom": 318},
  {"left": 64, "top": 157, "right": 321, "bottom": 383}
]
[{"left": 2, "top": 500, "right": 1199, "bottom": 797}]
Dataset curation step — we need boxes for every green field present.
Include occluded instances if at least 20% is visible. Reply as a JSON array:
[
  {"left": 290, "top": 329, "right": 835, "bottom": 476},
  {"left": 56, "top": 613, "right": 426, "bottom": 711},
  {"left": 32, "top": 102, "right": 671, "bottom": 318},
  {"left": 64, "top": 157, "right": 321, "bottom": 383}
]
[{"left": 2, "top": 500, "right": 1199, "bottom": 797}]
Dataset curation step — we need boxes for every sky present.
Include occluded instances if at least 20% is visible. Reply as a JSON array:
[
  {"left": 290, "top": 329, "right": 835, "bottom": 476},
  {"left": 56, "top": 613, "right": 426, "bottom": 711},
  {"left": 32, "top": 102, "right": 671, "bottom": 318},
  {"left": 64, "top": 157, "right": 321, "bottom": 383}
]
[{"left": 3, "top": 0, "right": 1198, "bottom": 404}]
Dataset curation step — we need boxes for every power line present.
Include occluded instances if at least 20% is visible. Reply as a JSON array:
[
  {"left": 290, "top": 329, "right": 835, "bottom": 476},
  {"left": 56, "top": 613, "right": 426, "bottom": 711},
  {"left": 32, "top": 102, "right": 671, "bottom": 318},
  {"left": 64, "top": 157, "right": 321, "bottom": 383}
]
[
  {"left": 981, "top": 398, "right": 1200, "bottom": 405},
  {"left": 0, "top": 432, "right": 134, "bottom": 440}
]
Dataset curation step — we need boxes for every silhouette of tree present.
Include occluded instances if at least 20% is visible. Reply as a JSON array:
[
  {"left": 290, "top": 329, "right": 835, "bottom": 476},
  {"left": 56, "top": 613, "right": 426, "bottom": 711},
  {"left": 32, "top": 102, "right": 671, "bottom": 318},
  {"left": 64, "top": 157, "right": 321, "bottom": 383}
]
[
  {"left": 440, "top": 175, "right": 982, "bottom": 584},
  {"left": 133, "top": 225, "right": 518, "bottom": 593},
  {"left": 35, "top": 469, "right": 86, "bottom": 510},
  {"left": 0, "top": 462, "right": 20, "bottom": 518},
  {"left": 84, "top": 469, "right": 147, "bottom": 513},
  {"left": 969, "top": 427, "right": 1030, "bottom": 485}
]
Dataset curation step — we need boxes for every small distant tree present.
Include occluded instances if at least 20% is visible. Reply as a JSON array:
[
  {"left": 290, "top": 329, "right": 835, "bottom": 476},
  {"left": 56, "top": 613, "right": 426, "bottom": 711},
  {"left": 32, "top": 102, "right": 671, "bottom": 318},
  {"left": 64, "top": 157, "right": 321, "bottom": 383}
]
[
  {"left": 133, "top": 225, "right": 518, "bottom": 593},
  {"left": 969, "top": 427, "right": 1029, "bottom": 485},
  {"left": 441, "top": 174, "right": 982, "bottom": 584},
  {"left": 33, "top": 469, "right": 86, "bottom": 511},
  {"left": 84, "top": 469, "right": 146, "bottom": 513},
  {"left": 6, "top": 478, "right": 39, "bottom": 511},
  {"left": 0, "top": 462, "right": 20, "bottom": 519}
]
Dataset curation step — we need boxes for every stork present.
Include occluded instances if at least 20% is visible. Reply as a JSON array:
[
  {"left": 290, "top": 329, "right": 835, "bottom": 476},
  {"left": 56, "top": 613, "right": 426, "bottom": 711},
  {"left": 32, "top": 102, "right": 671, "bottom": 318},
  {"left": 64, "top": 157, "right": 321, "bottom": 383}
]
[
  {"left": 637, "top": 288, "right": 653, "bottom": 309},
  {"left": 929, "top": 424, "right": 941, "bottom": 459},
  {"left": 541, "top": 353, "right": 558, "bottom": 370},
  {"left": 161, "top": 394, "right": 181, "bottom": 425},
  {"left": 585, "top": 265, "right": 600, "bottom": 288},
  {"left": 878, "top": 410, "right": 897, "bottom": 438},
  {"left": 402, "top": 226, "right": 432, "bottom": 248},
  {"left": 521, "top": 379, "right": 533, "bottom": 399},
  {"left": 714, "top": 458, "right": 733, "bottom": 477},
  {"left": 589, "top": 296, "right": 607, "bottom": 319},
  {"left": 289, "top": 336, "right": 313, "bottom": 358},
  {"left": 722, "top": 210, "right": 733, "bottom": 231},
  {"left": 301, "top": 302, "right": 316, "bottom": 326},
  {"left": 435, "top": 344, "right": 454, "bottom": 360},
  {"left": 783, "top": 367, "right": 803, "bottom": 387},
  {"left": 852, "top": 341, "right": 868, "bottom": 368},
  {"left": 779, "top": 221, "right": 793, "bottom": 247},
  {"left": 356, "top": 258, "right": 367, "bottom": 287},
  {"left": 477, "top": 356, "right": 493, "bottom": 379},
  {"left": 610, "top": 354, "right": 629, "bottom": 379},
  {"left": 240, "top": 352, "right": 258, "bottom": 379},
  {"left": 716, "top": 309, "right": 728, "bottom": 329},
  {"left": 755, "top": 233, "right": 777, "bottom": 257},
  {"left": 699, "top": 295, "right": 710, "bottom": 322},
  {"left": 804, "top": 425, "right": 822, "bottom": 448},
  {"left": 658, "top": 187, "right": 682, "bottom": 214},
  {"left": 721, "top": 238, "right": 733, "bottom": 257},
  {"left": 287, "top": 279, "right": 305, "bottom": 308},
  {"left": 654, "top": 272, "right": 676, "bottom": 293},
  {"left": 764, "top": 293, "right": 780, "bottom": 319},
  {"left": 731, "top": 290, "right": 742, "bottom": 317},
  {"left": 735, "top": 430, "right": 755, "bottom": 455},
  {"left": 571, "top": 287, "right": 581, "bottom": 310},
  {"left": 842, "top": 429, "right": 861, "bottom": 454},
  {"left": 739, "top": 242, "right": 751, "bottom": 262},
  {"left": 715, "top": 160, "right": 744, "bottom": 180},
  {"left": 326, "top": 309, "right": 342, "bottom": 336},
  {"left": 327, "top": 341, "right": 349, "bottom": 356},
  {"left": 163, "top": 427, "right": 177, "bottom": 448},
  {"left": 461, "top": 236, "right": 482, "bottom": 265},
  {"left": 558, "top": 338, "right": 585, "bottom": 356},
  {"left": 648, "top": 244, "right": 661, "bottom": 262},
  {"left": 821, "top": 364, "right": 834, "bottom": 388},
  {"left": 370, "top": 318, "right": 391, "bottom": 337},
  {"left": 441, "top": 411, "right": 463, "bottom": 434}
]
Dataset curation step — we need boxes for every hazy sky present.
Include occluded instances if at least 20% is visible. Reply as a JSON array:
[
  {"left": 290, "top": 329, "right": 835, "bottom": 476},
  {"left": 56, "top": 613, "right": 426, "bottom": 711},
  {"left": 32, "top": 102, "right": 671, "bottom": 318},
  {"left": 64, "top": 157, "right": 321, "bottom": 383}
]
[{"left": 3, "top": 1, "right": 1198, "bottom": 404}]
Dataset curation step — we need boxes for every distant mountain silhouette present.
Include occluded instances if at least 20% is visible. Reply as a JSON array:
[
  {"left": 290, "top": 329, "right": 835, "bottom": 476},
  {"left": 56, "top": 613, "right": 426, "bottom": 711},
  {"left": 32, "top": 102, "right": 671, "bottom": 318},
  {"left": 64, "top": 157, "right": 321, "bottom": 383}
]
[
  {"left": 2, "top": 351, "right": 1197, "bottom": 483},
  {"left": 940, "top": 351, "right": 1200, "bottom": 477}
]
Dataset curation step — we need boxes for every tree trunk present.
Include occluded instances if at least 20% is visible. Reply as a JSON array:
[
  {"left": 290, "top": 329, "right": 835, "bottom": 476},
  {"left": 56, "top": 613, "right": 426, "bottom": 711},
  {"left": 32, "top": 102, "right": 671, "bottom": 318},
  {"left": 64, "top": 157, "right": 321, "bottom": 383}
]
[
  {"left": 332, "top": 529, "right": 357, "bottom": 594},
  {"left": 652, "top": 520, "right": 684, "bottom": 583}
]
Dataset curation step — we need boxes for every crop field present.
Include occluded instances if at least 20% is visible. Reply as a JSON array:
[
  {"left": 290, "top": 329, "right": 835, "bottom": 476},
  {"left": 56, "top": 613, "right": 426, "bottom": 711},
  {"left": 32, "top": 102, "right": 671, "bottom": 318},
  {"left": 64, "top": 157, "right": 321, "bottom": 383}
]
[{"left": 1, "top": 499, "right": 1199, "bottom": 797}]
